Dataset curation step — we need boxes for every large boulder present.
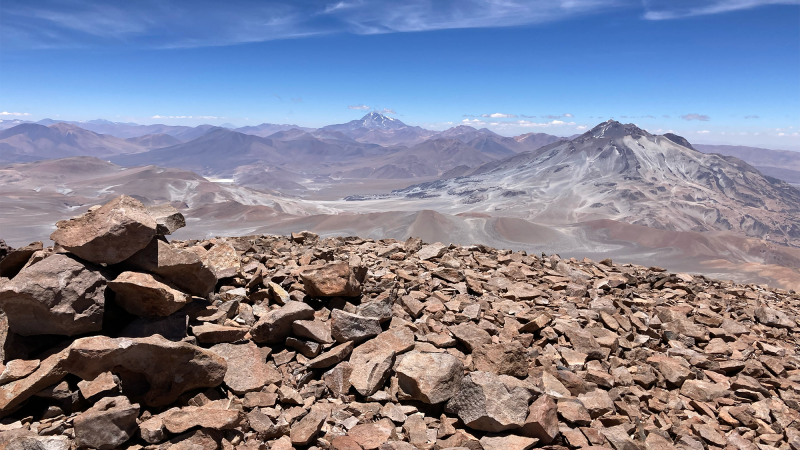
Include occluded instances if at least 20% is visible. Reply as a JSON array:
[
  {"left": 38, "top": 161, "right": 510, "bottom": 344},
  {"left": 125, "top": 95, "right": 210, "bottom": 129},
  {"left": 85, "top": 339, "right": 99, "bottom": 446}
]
[
  {"left": 50, "top": 195, "right": 157, "bottom": 265},
  {"left": 300, "top": 261, "right": 365, "bottom": 297},
  {"left": 0, "top": 254, "right": 108, "bottom": 336},
  {"left": 73, "top": 396, "right": 139, "bottom": 450},
  {"left": 62, "top": 335, "right": 227, "bottom": 407},
  {"left": 395, "top": 351, "right": 463, "bottom": 404},
  {"left": 124, "top": 238, "right": 217, "bottom": 297},
  {"left": 445, "top": 371, "right": 532, "bottom": 432},
  {"left": 147, "top": 204, "right": 186, "bottom": 235},
  {"left": 108, "top": 271, "right": 192, "bottom": 317},
  {"left": 520, "top": 395, "right": 559, "bottom": 443},
  {"left": 251, "top": 301, "right": 315, "bottom": 344}
]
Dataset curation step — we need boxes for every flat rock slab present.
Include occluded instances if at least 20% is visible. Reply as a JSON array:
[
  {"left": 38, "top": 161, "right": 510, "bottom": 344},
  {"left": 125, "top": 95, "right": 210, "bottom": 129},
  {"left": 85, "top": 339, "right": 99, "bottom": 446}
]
[
  {"left": 163, "top": 406, "right": 243, "bottom": 434},
  {"left": 209, "top": 341, "right": 278, "bottom": 394},
  {"left": 192, "top": 324, "right": 249, "bottom": 344},
  {"left": 0, "top": 254, "right": 108, "bottom": 336},
  {"left": 51, "top": 195, "right": 157, "bottom": 265},
  {"left": 446, "top": 371, "right": 532, "bottom": 432},
  {"left": 109, "top": 271, "right": 192, "bottom": 317},
  {"left": 62, "top": 335, "right": 226, "bottom": 407},
  {"left": 331, "top": 309, "right": 381, "bottom": 344}
]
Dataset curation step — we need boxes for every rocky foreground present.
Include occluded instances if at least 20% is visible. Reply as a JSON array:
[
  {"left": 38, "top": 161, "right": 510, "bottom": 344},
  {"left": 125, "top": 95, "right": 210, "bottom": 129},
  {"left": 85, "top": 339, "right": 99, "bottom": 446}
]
[{"left": 0, "top": 196, "right": 798, "bottom": 450}]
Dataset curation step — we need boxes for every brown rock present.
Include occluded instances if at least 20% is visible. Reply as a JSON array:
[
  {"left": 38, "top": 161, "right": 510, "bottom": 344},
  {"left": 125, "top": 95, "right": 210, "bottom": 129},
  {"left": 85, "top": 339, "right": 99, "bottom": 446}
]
[
  {"left": 450, "top": 322, "right": 492, "bottom": 352},
  {"left": 251, "top": 300, "right": 315, "bottom": 344},
  {"left": 350, "top": 349, "right": 395, "bottom": 396},
  {"left": 163, "top": 406, "right": 243, "bottom": 433},
  {"left": 446, "top": 371, "right": 532, "bottom": 432},
  {"left": 647, "top": 355, "right": 693, "bottom": 387},
  {"left": 578, "top": 389, "right": 615, "bottom": 418},
  {"left": 73, "top": 396, "right": 139, "bottom": 450},
  {"left": 0, "top": 349, "right": 67, "bottom": 414},
  {"left": 76, "top": 371, "right": 119, "bottom": 399},
  {"left": 331, "top": 309, "right": 382, "bottom": 344},
  {"left": 0, "top": 359, "right": 40, "bottom": 384},
  {"left": 0, "top": 254, "right": 108, "bottom": 336},
  {"left": 332, "top": 436, "right": 364, "bottom": 450},
  {"left": 124, "top": 238, "right": 217, "bottom": 297},
  {"left": 62, "top": 335, "right": 226, "bottom": 407},
  {"left": 0, "top": 241, "right": 43, "bottom": 279},
  {"left": 347, "top": 418, "right": 396, "bottom": 450},
  {"left": 680, "top": 379, "right": 730, "bottom": 403},
  {"left": 307, "top": 341, "right": 354, "bottom": 369},
  {"left": 520, "top": 395, "right": 559, "bottom": 444},
  {"left": 395, "top": 351, "right": 464, "bottom": 404},
  {"left": 557, "top": 398, "right": 592, "bottom": 426},
  {"left": 109, "top": 271, "right": 192, "bottom": 317},
  {"left": 754, "top": 306, "right": 796, "bottom": 328},
  {"left": 209, "top": 341, "right": 276, "bottom": 394},
  {"left": 301, "top": 261, "right": 365, "bottom": 297},
  {"left": 147, "top": 204, "right": 186, "bottom": 235},
  {"left": 51, "top": 195, "right": 157, "bottom": 265},
  {"left": 293, "top": 319, "right": 333, "bottom": 343},
  {"left": 480, "top": 434, "right": 539, "bottom": 450},
  {"left": 473, "top": 341, "right": 528, "bottom": 377},
  {"left": 202, "top": 241, "right": 241, "bottom": 279},
  {"left": 191, "top": 323, "right": 249, "bottom": 344},
  {"left": 290, "top": 405, "right": 328, "bottom": 445}
]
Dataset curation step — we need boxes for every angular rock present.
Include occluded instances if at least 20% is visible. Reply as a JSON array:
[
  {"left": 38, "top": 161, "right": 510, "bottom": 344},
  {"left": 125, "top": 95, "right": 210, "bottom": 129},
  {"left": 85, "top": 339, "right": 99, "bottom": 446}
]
[
  {"left": 350, "top": 349, "right": 395, "bottom": 396},
  {"left": 293, "top": 319, "right": 333, "bottom": 343},
  {"left": 480, "top": 434, "right": 539, "bottom": 450},
  {"left": 0, "top": 254, "right": 108, "bottom": 336},
  {"left": 191, "top": 323, "right": 249, "bottom": 344},
  {"left": 251, "top": 301, "right": 315, "bottom": 344},
  {"left": 647, "top": 354, "right": 693, "bottom": 387},
  {"left": 301, "top": 261, "right": 365, "bottom": 297},
  {"left": 51, "top": 195, "right": 157, "bottom": 265},
  {"left": 755, "top": 306, "right": 796, "bottom": 328},
  {"left": 202, "top": 241, "right": 241, "bottom": 279},
  {"left": 578, "top": 389, "right": 615, "bottom": 418},
  {"left": 417, "top": 242, "right": 447, "bottom": 261},
  {"left": 124, "top": 238, "right": 217, "bottom": 297},
  {"left": 163, "top": 406, "right": 243, "bottom": 434},
  {"left": 473, "top": 341, "right": 528, "bottom": 377},
  {"left": 307, "top": 341, "right": 354, "bottom": 369},
  {"left": 449, "top": 322, "right": 492, "bottom": 352},
  {"left": 446, "top": 371, "right": 532, "bottom": 432},
  {"left": 0, "top": 359, "right": 40, "bottom": 385},
  {"left": 563, "top": 326, "right": 610, "bottom": 360},
  {"left": 0, "top": 350, "right": 68, "bottom": 414},
  {"left": 76, "top": 371, "right": 119, "bottom": 399},
  {"left": 109, "top": 271, "right": 192, "bottom": 317},
  {"left": 331, "top": 309, "right": 382, "bottom": 344},
  {"left": 209, "top": 341, "right": 276, "bottom": 394},
  {"left": 0, "top": 241, "right": 42, "bottom": 279},
  {"left": 73, "top": 396, "right": 139, "bottom": 450},
  {"left": 62, "top": 335, "right": 226, "bottom": 407},
  {"left": 147, "top": 203, "right": 186, "bottom": 235},
  {"left": 601, "top": 425, "right": 640, "bottom": 450},
  {"left": 395, "top": 351, "right": 463, "bottom": 404},
  {"left": 680, "top": 379, "right": 731, "bottom": 403},
  {"left": 347, "top": 418, "right": 396, "bottom": 450},
  {"left": 290, "top": 405, "right": 328, "bottom": 445},
  {"left": 520, "top": 395, "right": 559, "bottom": 443}
]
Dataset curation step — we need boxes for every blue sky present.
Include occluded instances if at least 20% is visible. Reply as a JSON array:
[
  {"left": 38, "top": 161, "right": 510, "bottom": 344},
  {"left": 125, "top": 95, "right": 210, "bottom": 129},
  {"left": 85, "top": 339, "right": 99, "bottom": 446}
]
[{"left": 1, "top": 0, "right": 799, "bottom": 149}]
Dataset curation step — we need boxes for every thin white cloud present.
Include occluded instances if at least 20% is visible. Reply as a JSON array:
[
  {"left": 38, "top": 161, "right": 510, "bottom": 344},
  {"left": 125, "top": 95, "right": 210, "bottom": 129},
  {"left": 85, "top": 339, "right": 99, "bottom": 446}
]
[
  {"left": 0, "top": 111, "right": 31, "bottom": 116},
  {"left": 348, "top": 104, "right": 370, "bottom": 110},
  {"left": 643, "top": 0, "right": 800, "bottom": 20},
  {"left": 151, "top": 115, "right": 219, "bottom": 119},
  {"left": 492, "top": 119, "right": 576, "bottom": 128},
  {"left": 576, "top": 125, "right": 587, "bottom": 130},
  {"left": 681, "top": 113, "right": 710, "bottom": 121},
  {"left": 463, "top": 118, "right": 487, "bottom": 126},
  {"left": 697, "top": 130, "right": 710, "bottom": 134},
  {"left": 563, "top": 113, "right": 574, "bottom": 118},
  {"left": 481, "top": 113, "right": 518, "bottom": 118},
  {"left": 376, "top": 108, "right": 397, "bottom": 114}
]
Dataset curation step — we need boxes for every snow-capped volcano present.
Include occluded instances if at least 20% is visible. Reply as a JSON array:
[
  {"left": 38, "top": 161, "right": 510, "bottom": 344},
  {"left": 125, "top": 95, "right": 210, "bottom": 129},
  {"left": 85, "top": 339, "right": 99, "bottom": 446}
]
[
  {"left": 322, "top": 112, "right": 436, "bottom": 146},
  {"left": 394, "top": 120, "right": 800, "bottom": 247},
  {"left": 324, "top": 112, "right": 407, "bottom": 131}
]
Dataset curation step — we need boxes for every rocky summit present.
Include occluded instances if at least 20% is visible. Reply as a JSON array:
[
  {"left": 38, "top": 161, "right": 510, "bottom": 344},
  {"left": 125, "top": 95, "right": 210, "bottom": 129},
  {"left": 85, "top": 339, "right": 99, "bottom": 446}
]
[{"left": 0, "top": 196, "right": 798, "bottom": 450}]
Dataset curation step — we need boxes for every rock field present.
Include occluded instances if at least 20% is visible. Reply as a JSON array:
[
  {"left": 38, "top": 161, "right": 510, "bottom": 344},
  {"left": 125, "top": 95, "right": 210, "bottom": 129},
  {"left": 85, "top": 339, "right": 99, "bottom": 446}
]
[{"left": 0, "top": 195, "right": 798, "bottom": 450}]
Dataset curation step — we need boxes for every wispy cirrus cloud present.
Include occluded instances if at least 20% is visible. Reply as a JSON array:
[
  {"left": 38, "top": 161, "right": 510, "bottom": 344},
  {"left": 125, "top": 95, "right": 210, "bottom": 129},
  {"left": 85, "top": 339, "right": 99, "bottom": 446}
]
[
  {"left": 6, "top": 0, "right": 792, "bottom": 49},
  {"left": 744, "top": 115, "right": 760, "bottom": 119},
  {"left": 0, "top": 111, "right": 31, "bottom": 116},
  {"left": 152, "top": 115, "right": 219, "bottom": 119},
  {"left": 642, "top": 0, "right": 799, "bottom": 20},
  {"left": 681, "top": 113, "right": 710, "bottom": 121},
  {"left": 348, "top": 104, "right": 370, "bottom": 110}
]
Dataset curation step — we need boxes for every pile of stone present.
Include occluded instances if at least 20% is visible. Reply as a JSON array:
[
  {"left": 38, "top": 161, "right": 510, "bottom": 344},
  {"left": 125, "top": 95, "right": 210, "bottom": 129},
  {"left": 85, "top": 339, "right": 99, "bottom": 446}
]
[{"left": 0, "top": 195, "right": 798, "bottom": 450}]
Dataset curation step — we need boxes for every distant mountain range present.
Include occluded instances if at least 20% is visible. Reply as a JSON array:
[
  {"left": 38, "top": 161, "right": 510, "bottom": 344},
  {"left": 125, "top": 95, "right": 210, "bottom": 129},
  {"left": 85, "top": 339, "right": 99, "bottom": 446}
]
[{"left": 388, "top": 120, "right": 800, "bottom": 248}]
